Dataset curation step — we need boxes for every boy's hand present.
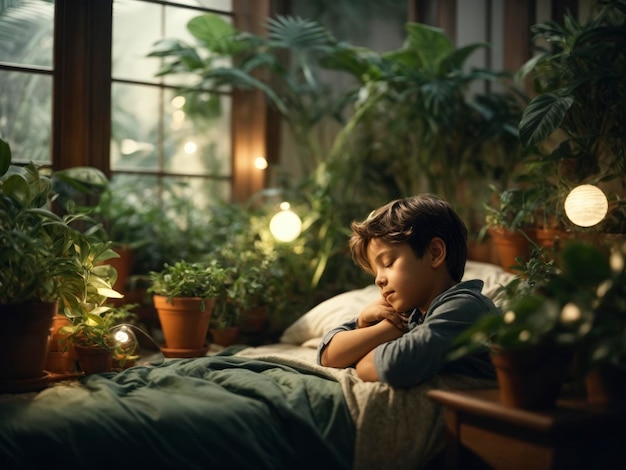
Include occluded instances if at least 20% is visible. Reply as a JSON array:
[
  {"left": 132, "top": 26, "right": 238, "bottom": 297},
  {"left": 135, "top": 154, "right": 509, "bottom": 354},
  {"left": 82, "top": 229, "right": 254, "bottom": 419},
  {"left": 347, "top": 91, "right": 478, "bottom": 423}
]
[{"left": 357, "top": 298, "right": 408, "bottom": 331}]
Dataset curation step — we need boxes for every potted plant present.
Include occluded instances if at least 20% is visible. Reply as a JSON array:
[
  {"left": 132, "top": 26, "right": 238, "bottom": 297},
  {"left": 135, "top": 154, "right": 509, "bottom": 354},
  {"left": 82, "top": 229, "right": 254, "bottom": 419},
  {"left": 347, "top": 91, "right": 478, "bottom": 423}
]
[
  {"left": 449, "top": 240, "right": 625, "bottom": 409},
  {"left": 0, "top": 138, "right": 122, "bottom": 387},
  {"left": 208, "top": 298, "right": 241, "bottom": 347},
  {"left": 482, "top": 185, "right": 537, "bottom": 272},
  {"left": 148, "top": 259, "right": 233, "bottom": 356},
  {"left": 561, "top": 241, "right": 626, "bottom": 405}
]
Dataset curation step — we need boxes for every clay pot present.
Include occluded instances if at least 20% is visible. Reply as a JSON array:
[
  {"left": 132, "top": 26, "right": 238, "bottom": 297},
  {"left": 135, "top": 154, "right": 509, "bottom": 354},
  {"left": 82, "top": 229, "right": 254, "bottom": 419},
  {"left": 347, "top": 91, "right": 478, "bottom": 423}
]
[
  {"left": 153, "top": 295, "right": 214, "bottom": 350},
  {"left": 488, "top": 226, "right": 531, "bottom": 273},
  {"left": 46, "top": 351, "right": 77, "bottom": 374},
  {"left": 210, "top": 326, "right": 241, "bottom": 347},
  {"left": 491, "top": 344, "right": 572, "bottom": 410},
  {"left": 585, "top": 364, "right": 626, "bottom": 406},
  {"left": 74, "top": 345, "right": 113, "bottom": 375},
  {"left": 0, "top": 302, "right": 57, "bottom": 381}
]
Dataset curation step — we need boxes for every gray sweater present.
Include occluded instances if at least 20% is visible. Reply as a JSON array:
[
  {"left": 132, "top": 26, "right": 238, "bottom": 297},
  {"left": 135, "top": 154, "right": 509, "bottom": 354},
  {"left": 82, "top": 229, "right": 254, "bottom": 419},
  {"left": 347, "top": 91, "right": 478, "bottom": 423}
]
[{"left": 317, "top": 280, "right": 498, "bottom": 388}]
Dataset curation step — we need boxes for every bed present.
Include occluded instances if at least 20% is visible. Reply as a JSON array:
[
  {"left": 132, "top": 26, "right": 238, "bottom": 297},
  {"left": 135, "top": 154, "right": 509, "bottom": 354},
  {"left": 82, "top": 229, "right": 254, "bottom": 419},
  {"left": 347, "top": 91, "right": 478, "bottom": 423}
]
[{"left": 0, "top": 261, "right": 514, "bottom": 470}]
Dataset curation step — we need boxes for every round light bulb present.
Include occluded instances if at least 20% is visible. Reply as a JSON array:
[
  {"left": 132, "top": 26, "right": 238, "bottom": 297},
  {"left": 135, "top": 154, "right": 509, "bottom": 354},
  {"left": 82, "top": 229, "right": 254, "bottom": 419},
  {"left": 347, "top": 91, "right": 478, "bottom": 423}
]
[
  {"left": 269, "top": 206, "right": 302, "bottom": 242},
  {"left": 564, "top": 184, "right": 608, "bottom": 227},
  {"left": 113, "top": 325, "right": 138, "bottom": 355}
]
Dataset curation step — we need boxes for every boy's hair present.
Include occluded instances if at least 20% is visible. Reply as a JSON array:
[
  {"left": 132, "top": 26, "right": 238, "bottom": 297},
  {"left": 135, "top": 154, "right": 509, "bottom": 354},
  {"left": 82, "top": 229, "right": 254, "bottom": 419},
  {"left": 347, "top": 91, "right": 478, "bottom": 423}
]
[{"left": 349, "top": 194, "right": 468, "bottom": 282}]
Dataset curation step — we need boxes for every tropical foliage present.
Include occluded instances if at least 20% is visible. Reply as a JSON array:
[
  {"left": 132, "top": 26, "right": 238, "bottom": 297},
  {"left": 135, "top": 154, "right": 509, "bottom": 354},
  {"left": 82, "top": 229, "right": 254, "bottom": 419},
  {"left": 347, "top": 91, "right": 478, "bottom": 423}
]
[
  {"left": 148, "top": 13, "right": 527, "bottom": 295},
  {"left": 517, "top": 0, "right": 626, "bottom": 207},
  {"left": 0, "top": 137, "right": 120, "bottom": 311},
  {"left": 449, "top": 241, "right": 626, "bottom": 377}
]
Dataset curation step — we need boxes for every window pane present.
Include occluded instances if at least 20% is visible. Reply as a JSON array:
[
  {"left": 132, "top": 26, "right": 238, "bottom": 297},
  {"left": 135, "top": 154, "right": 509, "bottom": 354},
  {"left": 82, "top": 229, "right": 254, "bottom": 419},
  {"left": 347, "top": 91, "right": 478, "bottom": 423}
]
[
  {"left": 0, "top": 0, "right": 54, "bottom": 67},
  {"left": 112, "top": 0, "right": 232, "bottom": 87},
  {"left": 112, "top": 0, "right": 162, "bottom": 84},
  {"left": 0, "top": 70, "right": 52, "bottom": 164},
  {"left": 161, "top": 175, "right": 232, "bottom": 210},
  {"left": 111, "top": 82, "right": 231, "bottom": 177},
  {"left": 176, "top": 0, "right": 232, "bottom": 10},
  {"left": 109, "top": 174, "right": 230, "bottom": 221},
  {"left": 111, "top": 82, "right": 160, "bottom": 171},
  {"left": 164, "top": 90, "right": 232, "bottom": 177}
]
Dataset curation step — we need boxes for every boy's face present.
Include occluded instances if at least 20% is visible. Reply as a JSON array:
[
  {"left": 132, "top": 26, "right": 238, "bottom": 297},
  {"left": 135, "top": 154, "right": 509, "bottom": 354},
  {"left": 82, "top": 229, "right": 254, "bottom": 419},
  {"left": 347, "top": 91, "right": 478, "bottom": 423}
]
[{"left": 366, "top": 238, "right": 436, "bottom": 314}]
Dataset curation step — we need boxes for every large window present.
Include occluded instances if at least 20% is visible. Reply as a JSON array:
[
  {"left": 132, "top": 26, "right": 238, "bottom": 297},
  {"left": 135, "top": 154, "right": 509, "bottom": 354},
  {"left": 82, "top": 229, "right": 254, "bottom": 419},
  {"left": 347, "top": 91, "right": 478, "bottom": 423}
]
[
  {"left": 0, "top": 0, "right": 54, "bottom": 165},
  {"left": 0, "top": 0, "right": 267, "bottom": 206},
  {"left": 111, "top": 0, "right": 234, "bottom": 207}
]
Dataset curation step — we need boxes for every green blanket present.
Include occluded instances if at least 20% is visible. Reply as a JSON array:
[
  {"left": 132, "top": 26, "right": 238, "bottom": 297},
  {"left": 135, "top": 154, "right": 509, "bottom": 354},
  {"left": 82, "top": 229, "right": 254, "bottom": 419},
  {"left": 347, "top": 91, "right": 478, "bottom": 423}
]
[{"left": 0, "top": 356, "right": 355, "bottom": 469}]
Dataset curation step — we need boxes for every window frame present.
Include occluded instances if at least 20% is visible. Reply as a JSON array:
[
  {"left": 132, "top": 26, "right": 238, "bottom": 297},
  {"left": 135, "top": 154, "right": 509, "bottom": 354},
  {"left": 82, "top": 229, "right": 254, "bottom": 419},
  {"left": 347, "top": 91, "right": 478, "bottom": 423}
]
[{"left": 52, "top": 0, "right": 272, "bottom": 202}]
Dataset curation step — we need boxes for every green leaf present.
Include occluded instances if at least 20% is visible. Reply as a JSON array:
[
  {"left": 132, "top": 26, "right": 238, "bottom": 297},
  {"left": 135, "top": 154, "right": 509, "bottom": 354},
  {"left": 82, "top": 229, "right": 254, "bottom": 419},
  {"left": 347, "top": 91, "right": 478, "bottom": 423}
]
[
  {"left": 97, "top": 287, "right": 124, "bottom": 299},
  {"left": 560, "top": 243, "right": 611, "bottom": 285},
  {"left": 443, "top": 42, "right": 488, "bottom": 71},
  {"left": 187, "top": 14, "right": 238, "bottom": 54},
  {"left": 404, "top": 23, "right": 452, "bottom": 73},
  {"left": 203, "top": 68, "right": 287, "bottom": 115},
  {"left": 518, "top": 93, "right": 574, "bottom": 147},
  {"left": 266, "top": 15, "right": 334, "bottom": 52},
  {"left": 2, "top": 173, "right": 31, "bottom": 205}
]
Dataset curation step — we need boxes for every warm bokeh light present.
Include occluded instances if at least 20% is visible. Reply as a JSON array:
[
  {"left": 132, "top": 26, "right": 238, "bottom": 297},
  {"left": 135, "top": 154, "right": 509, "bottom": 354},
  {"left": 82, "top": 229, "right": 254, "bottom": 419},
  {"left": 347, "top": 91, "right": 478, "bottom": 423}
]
[
  {"left": 254, "top": 157, "right": 268, "bottom": 170},
  {"left": 269, "top": 204, "right": 302, "bottom": 242},
  {"left": 184, "top": 141, "right": 197, "bottom": 154},
  {"left": 564, "top": 184, "right": 608, "bottom": 227},
  {"left": 172, "top": 110, "right": 186, "bottom": 123},
  {"left": 172, "top": 96, "right": 186, "bottom": 108}
]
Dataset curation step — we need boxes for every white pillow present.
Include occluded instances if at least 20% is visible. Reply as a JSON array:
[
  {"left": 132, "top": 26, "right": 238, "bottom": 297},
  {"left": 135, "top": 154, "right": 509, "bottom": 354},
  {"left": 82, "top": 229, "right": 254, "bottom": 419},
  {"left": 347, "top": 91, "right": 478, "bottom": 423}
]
[
  {"left": 462, "top": 260, "right": 516, "bottom": 302},
  {"left": 280, "top": 284, "right": 379, "bottom": 345},
  {"left": 279, "top": 261, "right": 515, "bottom": 345}
]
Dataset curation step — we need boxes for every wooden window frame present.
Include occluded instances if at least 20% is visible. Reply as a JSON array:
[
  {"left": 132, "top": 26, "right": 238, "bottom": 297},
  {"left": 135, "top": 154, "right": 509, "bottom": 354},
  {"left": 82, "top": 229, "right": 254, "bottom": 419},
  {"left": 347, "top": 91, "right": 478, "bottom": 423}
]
[{"left": 52, "top": 0, "right": 271, "bottom": 202}]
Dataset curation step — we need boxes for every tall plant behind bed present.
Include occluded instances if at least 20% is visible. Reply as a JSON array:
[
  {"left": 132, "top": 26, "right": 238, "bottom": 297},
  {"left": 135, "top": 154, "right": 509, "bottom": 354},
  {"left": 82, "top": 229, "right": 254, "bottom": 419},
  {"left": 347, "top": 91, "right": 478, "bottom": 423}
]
[{"left": 148, "top": 13, "right": 527, "bottom": 305}]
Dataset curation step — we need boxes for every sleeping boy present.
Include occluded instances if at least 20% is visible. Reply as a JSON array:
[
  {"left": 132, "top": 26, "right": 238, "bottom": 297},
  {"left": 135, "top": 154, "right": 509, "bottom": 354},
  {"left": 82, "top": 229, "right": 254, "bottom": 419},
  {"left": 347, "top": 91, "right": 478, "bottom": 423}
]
[{"left": 317, "top": 194, "right": 497, "bottom": 387}]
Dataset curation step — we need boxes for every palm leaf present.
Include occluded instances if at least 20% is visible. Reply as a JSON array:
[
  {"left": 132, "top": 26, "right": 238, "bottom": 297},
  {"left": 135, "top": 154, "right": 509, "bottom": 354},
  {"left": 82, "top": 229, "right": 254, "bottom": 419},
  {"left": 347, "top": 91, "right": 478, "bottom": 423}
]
[
  {"left": 200, "top": 68, "right": 286, "bottom": 115},
  {"left": 266, "top": 15, "right": 334, "bottom": 52}
]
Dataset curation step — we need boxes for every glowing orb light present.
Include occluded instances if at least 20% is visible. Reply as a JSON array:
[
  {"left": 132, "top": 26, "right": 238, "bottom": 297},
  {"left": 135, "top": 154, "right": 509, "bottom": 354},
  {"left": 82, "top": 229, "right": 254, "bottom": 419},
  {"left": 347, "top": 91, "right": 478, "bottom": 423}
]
[
  {"left": 269, "top": 202, "right": 302, "bottom": 242},
  {"left": 564, "top": 184, "right": 608, "bottom": 227}
]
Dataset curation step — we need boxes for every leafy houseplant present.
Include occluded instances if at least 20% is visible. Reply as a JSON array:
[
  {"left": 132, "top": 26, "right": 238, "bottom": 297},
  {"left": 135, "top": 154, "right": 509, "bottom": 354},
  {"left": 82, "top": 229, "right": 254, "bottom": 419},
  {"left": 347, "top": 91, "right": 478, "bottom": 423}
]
[
  {"left": 449, "top": 241, "right": 626, "bottom": 408},
  {"left": 148, "top": 13, "right": 527, "bottom": 300},
  {"left": 148, "top": 260, "right": 233, "bottom": 354},
  {"left": 517, "top": 0, "right": 626, "bottom": 232},
  {"left": 483, "top": 186, "right": 537, "bottom": 272},
  {"left": 0, "top": 137, "right": 121, "bottom": 383}
]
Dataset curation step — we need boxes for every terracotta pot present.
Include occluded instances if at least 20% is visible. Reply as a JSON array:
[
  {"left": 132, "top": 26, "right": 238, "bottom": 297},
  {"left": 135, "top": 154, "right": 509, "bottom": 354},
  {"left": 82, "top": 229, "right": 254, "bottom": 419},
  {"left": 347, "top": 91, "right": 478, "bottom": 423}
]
[
  {"left": 585, "top": 364, "right": 626, "bottom": 406},
  {"left": 0, "top": 301, "right": 57, "bottom": 381},
  {"left": 48, "top": 314, "right": 72, "bottom": 352},
  {"left": 491, "top": 344, "right": 572, "bottom": 410},
  {"left": 153, "top": 295, "right": 214, "bottom": 350},
  {"left": 467, "top": 238, "right": 497, "bottom": 265},
  {"left": 74, "top": 345, "right": 113, "bottom": 375},
  {"left": 488, "top": 226, "right": 531, "bottom": 273},
  {"left": 45, "top": 350, "right": 77, "bottom": 374},
  {"left": 239, "top": 306, "right": 267, "bottom": 334},
  {"left": 210, "top": 326, "right": 241, "bottom": 347},
  {"left": 533, "top": 228, "right": 571, "bottom": 255}
]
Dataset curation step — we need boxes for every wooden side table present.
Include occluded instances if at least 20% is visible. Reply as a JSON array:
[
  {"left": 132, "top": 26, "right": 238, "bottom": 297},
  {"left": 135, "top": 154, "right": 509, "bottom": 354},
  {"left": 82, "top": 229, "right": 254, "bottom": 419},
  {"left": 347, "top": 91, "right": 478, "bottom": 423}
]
[{"left": 427, "top": 388, "right": 626, "bottom": 470}]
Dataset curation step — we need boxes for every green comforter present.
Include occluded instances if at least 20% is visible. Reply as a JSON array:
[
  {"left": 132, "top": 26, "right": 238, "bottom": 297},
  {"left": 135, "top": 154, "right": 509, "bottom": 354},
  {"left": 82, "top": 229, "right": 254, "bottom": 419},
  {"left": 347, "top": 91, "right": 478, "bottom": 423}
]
[{"left": 0, "top": 355, "right": 355, "bottom": 469}]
